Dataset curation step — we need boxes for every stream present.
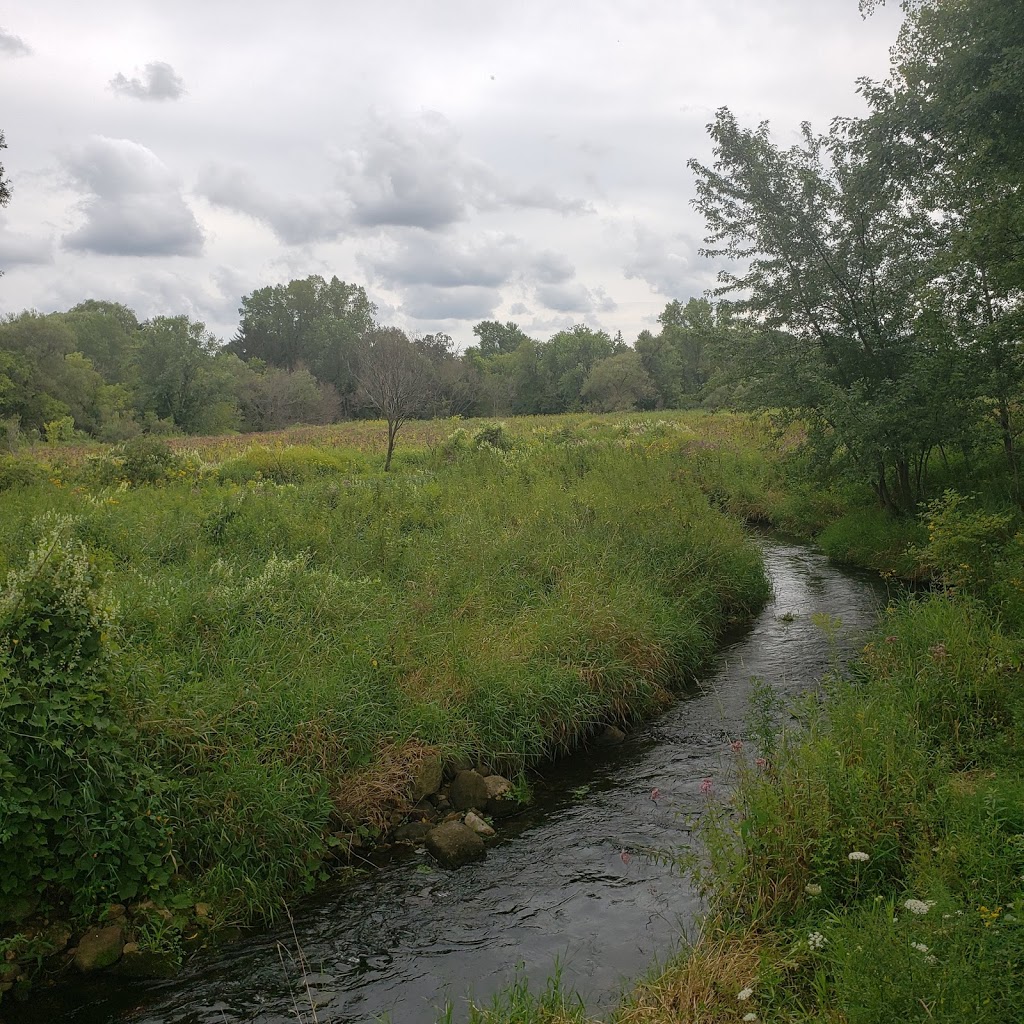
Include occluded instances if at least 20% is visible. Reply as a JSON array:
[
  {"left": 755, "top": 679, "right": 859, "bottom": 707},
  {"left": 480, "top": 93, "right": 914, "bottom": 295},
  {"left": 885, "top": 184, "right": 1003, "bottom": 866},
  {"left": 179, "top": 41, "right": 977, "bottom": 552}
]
[{"left": 24, "top": 539, "right": 885, "bottom": 1024}]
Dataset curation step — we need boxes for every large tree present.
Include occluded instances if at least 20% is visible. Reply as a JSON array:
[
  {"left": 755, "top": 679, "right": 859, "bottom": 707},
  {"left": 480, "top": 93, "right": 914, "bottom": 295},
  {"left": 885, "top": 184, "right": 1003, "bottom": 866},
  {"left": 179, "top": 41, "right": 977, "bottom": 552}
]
[
  {"left": 689, "top": 108, "right": 958, "bottom": 512},
  {"left": 229, "top": 276, "right": 375, "bottom": 414},
  {"left": 858, "top": 0, "right": 1024, "bottom": 500}
]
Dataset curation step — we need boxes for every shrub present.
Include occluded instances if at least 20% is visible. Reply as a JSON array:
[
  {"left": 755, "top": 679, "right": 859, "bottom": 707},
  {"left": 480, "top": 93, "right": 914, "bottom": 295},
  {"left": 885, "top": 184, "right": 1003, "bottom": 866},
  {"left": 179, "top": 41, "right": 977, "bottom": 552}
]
[
  {"left": 0, "top": 523, "right": 169, "bottom": 918},
  {"left": 217, "top": 444, "right": 355, "bottom": 484}
]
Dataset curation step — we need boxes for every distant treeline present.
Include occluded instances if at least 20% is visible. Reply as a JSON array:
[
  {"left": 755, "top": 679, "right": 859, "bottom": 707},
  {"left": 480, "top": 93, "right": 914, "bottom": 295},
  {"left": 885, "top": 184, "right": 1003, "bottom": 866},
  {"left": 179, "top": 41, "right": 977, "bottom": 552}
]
[{"left": 0, "top": 281, "right": 743, "bottom": 442}]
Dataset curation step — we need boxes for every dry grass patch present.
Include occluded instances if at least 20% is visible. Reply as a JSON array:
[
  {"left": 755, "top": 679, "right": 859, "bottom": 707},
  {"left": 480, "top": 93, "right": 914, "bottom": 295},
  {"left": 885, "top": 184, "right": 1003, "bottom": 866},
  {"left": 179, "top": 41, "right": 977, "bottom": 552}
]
[
  {"left": 331, "top": 739, "right": 441, "bottom": 831},
  {"left": 618, "top": 923, "right": 765, "bottom": 1024}
]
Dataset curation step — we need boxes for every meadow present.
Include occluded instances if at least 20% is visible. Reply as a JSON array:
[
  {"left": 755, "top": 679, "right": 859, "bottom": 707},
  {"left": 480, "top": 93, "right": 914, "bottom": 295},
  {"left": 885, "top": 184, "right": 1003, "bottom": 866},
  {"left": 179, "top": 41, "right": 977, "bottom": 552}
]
[{"left": 0, "top": 411, "right": 776, "bottom": 945}]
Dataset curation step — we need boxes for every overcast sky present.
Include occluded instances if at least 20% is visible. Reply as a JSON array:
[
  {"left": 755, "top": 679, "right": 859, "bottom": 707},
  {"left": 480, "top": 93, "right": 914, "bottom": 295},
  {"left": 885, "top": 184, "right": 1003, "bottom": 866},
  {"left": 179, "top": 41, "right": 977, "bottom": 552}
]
[{"left": 0, "top": 0, "right": 904, "bottom": 348}]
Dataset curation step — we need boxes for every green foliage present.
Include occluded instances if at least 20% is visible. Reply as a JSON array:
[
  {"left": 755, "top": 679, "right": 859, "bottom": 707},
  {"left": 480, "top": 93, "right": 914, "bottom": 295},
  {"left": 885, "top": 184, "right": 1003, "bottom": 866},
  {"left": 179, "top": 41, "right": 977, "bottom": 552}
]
[
  {"left": 0, "top": 455, "right": 46, "bottom": 493},
  {"left": 0, "top": 523, "right": 169, "bottom": 918},
  {"left": 86, "top": 436, "right": 189, "bottom": 488},
  {"left": 217, "top": 444, "right": 360, "bottom": 484},
  {"left": 914, "top": 489, "right": 1015, "bottom": 594},
  {"left": 43, "top": 416, "right": 76, "bottom": 445}
]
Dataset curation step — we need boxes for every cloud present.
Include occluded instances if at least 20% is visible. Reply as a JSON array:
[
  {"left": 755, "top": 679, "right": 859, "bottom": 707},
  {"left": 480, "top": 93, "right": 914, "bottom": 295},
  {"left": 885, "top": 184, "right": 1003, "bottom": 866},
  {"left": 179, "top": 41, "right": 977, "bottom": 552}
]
[
  {"left": 623, "top": 223, "right": 704, "bottom": 297},
  {"left": 339, "top": 111, "right": 591, "bottom": 230},
  {"left": 0, "top": 28, "right": 31, "bottom": 57},
  {"left": 508, "top": 302, "right": 531, "bottom": 316},
  {"left": 196, "top": 164, "right": 348, "bottom": 245},
  {"left": 198, "top": 111, "right": 590, "bottom": 244},
  {"left": 0, "top": 222, "right": 53, "bottom": 267},
  {"left": 535, "top": 281, "right": 617, "bottom": 314},
  {"left": 361, "top": 231, "right": 525, "bottom": 290},
  {"left": 400, "top": 284, "right": 500, "bottom": 321},
  {"left": 109, "top": 61, "right": 186, "bottom": 101},
  {"left": 62, "top": 136, "right": 203, "bottom": 257}
]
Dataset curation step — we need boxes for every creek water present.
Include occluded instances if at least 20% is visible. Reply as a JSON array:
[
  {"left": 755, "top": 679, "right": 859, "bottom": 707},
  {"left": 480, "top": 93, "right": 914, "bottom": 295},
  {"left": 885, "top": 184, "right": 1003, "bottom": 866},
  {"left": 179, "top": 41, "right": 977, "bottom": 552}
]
[{"left": 25, "top": 540, "right": 885, "bottom": 1024}]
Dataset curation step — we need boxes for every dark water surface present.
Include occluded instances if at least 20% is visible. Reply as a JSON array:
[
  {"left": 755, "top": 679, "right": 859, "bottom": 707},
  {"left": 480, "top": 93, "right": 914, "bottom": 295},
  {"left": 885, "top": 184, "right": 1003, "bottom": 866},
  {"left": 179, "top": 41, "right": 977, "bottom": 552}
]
[{"left": 26, "top": 541, "right": 884, "bottom": 1024}]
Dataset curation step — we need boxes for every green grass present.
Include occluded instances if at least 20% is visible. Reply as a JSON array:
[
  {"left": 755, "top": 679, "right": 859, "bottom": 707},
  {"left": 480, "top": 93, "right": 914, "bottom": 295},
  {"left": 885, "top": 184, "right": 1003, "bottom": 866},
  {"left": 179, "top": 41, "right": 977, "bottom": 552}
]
[{"left": 0, "top": 414, "right": 773, "bottom": 930}]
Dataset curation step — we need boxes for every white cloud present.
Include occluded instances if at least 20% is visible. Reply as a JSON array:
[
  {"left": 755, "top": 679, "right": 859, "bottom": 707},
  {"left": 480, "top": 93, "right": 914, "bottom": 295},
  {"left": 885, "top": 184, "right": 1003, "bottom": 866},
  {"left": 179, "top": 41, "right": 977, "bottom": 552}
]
[
  {"left": 62, "top": 137, "right": 203, "bottom": 257},
  {"left": 110, "top": 61, "right": 186, "bottom": 101},
  {"left": 0, "top": 220, "right": 52, "bottom": 267}
]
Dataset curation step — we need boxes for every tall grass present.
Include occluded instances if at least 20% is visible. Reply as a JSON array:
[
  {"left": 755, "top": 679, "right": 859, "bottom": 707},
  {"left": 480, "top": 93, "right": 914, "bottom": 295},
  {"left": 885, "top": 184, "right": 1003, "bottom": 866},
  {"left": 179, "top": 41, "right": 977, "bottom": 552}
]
[{"left": 0, "top": 417, "right": 771, "bottom": 926}]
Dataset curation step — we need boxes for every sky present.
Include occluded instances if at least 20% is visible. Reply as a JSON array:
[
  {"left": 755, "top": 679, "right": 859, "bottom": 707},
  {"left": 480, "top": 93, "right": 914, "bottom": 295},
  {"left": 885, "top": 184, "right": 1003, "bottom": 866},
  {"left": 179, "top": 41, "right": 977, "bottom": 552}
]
[{"left": 0, "top": 0, "right": 905, "bottom": 349}]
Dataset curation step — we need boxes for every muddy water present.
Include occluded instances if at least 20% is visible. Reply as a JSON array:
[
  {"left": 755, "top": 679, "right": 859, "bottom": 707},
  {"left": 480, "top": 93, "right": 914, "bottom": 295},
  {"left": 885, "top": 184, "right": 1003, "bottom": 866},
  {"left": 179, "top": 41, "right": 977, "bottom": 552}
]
[{"left": 29, "top": 540, "right": 884, "bottom": 1024}]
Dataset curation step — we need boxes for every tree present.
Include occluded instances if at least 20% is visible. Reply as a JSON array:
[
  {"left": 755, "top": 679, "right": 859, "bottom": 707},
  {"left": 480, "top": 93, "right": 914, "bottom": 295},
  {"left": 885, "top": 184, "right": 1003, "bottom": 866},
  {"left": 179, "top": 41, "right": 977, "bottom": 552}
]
[
  {"left": 689, "top": 108, "right": 954, "bottom": 512},
  {"left": 357, "top": 328, "right": 432, "bottom": 471},
  {"left": 230, "top": 276, "right": 375, "bottom": 413},
  {"left": 0, "top": 130, "right": 10, "bottom": 217},
  {"left": 858, "top": 0, "right": 1024, "bottom": 500},
  {"left": 472, "top": 320, "right": 532, "bottom": 357},
  {"left": 581, "top": 351, "right": 657, "bottom": 412},
  {"left": 541, "top": 325, "right": 615, "bottom": 412},
  {"left": 135, "top": 316, "right": 238, "bottom": 433}
]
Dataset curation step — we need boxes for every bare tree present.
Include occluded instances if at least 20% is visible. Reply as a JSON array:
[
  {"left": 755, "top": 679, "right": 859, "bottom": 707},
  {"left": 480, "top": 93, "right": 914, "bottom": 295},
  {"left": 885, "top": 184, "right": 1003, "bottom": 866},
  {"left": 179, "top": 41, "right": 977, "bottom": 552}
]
[{"left": 357, "top": 327, "right": 432, "bottom": 471}]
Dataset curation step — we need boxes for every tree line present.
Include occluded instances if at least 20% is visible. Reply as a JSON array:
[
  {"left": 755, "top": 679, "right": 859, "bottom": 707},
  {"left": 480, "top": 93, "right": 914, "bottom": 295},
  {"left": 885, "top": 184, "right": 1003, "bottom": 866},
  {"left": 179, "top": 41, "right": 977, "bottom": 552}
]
[{"left": 0, "top": 278, "right": 742, "bottom": 444}]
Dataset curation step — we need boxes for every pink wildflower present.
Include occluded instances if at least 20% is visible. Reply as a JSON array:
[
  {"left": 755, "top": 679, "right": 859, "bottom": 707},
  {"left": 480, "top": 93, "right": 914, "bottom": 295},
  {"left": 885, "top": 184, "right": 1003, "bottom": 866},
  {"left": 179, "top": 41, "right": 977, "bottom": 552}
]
[
  {"left": 730, "top": 739, "right": 743, "bottom": 753},
  {"left": 755, "top": 757, "right": 768, "bottom": 770},
  {"left": 700, "top": 778, "right": 714, "bottom": 796},
  {"left": 650, "top": 787, "right": 661, "bottom": 803},
  {"left": 620, "top": 849, "right": 632, "bottom": 865}
]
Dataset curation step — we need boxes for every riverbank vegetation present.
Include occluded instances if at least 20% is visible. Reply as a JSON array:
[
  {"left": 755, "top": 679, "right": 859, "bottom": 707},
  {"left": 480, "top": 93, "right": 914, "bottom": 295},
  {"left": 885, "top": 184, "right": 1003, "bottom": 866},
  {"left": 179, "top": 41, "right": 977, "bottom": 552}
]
[{"left": 0, "top": 413, "right": 772, "bottom": 969}]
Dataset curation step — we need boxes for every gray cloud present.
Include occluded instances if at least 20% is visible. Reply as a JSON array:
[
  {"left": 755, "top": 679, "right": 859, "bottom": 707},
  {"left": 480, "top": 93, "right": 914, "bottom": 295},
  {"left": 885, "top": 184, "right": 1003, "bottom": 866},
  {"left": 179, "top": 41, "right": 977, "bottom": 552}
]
[
  {"left": 361, "top": 231, "right": 524, "bottom": 290},
  {"left": 623, "top": 224, "right": 704, "bottom": 297},
  {"left": 0, "top": 28, "right": 31, "bottom": 57},
  {"left": 110, "top": 61, "right": 186, "bottom": 101},
  {"left": 0, "top": 222, "right": 53, "bottom": 267},
  {"left": 197, "top": 164, "right": 348, "bottom": 245},
  {"left": 400, "top": 284, "right": 499, "bottom": 321},
  {"left": 535, "top": 281, "right": 617, "bottom": 315},
  {"left": 198, "top": 112, "right": 591, "bottom": 245},
  {"left": 508, "top": 302, "right": 531, "bottom": 316},
  {"left": 62, "top": 136, "right": 203, "bottom": 257}
]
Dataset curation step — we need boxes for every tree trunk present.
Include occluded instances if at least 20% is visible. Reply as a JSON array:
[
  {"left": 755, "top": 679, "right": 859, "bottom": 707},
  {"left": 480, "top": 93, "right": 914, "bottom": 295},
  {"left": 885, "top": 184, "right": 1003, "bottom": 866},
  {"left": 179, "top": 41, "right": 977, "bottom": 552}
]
[{"left": 384, "top": 421, "right": 397, "bottom": 472}]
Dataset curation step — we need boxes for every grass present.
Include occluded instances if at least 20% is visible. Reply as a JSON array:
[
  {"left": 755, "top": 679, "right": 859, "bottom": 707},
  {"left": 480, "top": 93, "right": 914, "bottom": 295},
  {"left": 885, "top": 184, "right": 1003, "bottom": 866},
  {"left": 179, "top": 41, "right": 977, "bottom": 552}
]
[{"left": 0, "top": 412, "right": 775, "bottom": 935}]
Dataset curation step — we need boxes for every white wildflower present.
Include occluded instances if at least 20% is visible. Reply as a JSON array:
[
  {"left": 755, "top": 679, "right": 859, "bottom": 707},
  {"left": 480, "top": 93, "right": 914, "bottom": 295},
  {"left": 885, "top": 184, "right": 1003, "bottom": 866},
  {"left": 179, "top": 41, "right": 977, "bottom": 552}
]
[
  {"left": 743, "top": 1015, "right": 758, "bottom": 1022},
  {"left": 911, "top": 942, "right": 929, "bottom": 953},
  {"left": 808, "top": 931, "right": 827, "bottom": 951},
  {"left": 903, "top": 898, "right": 934, "bottom": 915},
  {"left": 804, "top": 883, "right": 822, "bottom": 896},
  {"left": 848, "top": 851, "right": 870, "bottom": 862},
  {"left": 737, "top": 987, "right": 754, "bottom": 1001},
  {"left": 925, "top": 954, "right": 939, "bottom": 965}
]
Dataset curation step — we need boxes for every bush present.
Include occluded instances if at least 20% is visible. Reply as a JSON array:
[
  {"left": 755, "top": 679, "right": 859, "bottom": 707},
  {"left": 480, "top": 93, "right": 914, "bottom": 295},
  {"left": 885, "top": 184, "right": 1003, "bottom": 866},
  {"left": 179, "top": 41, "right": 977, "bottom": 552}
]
[
  {"left": 0, "top": 523, "right": 169, "bottom": 918},
  {"left": 85, "top": 436, "right": 186, "bottom": 488},
  {"left": 217, "top": 444, "right": 356, "bottom": 484},
  {"left": 0, "top": 456, "right": 47, "bottom": 493}
]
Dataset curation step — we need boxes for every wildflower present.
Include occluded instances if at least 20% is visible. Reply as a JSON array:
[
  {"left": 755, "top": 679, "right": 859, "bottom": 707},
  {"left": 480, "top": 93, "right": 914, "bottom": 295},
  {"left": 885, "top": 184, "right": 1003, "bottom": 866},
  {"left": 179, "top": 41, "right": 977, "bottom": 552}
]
[
  {"left": 804, "top": 883, "right": 822, "bottom": 896},
  {"left": 903, "top": 898, "right": 933, "bottom": 915},
  {"left": 737, "top": 987, "right": 754, "bottom": 1001},
  {"left": 808, "top": 931, "right": 827, "bottom": 950},
  {"left": 743, "top": 1015, "right": 758, "bottom": 1022},
  {"left": 911, "top": 942, "right": 929, "bottom": 953},
  {"left": 700, "top": 778, "right": 714, "bottom": 796},
  {"left": 925, "top": 954, "right": 939, "bottom": 965},
  {"left": 620, "top": 850, "right": 631, "bottom": 865},
  {"left": 755, "top": 757, "right": 768, "bottom": 770},
  {"left": 650, "top": 787, "right": 660, "bottom": 803},
  {"left": 848, "top": 851, "right": 870, "bottom": 862},
  {"left": 730, "top": 739, "right": 743, "bottom": 753}
]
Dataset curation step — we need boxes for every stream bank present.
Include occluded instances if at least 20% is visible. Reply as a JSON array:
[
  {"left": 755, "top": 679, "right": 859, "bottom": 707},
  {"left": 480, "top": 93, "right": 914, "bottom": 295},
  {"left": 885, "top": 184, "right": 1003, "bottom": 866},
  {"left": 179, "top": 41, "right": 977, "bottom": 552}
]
[{"left": 11, "top": 540, "right": 883, "bottom": 1024}]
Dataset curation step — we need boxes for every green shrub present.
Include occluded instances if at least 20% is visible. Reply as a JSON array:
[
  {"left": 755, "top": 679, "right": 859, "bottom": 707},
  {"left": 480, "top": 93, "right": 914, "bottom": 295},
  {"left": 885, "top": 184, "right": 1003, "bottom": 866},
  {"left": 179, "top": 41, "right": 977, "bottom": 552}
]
[
  {"left": 0, "top": 523, "right": 170, "bottom": 918},
  {"left": 0, "top": 456, "right": 47, "bottom": 493},
  {"left": 84, "top": 435, "right": 185, "bottom": 488},
  {"left": 217, "top": 444, "right": 356, "bottom": 484}
]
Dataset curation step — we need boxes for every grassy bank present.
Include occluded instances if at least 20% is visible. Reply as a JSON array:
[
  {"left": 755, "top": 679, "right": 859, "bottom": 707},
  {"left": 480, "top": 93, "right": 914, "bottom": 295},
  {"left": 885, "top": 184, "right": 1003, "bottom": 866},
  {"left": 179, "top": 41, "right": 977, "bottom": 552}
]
[{"left": 0, "top": 413, "right": 772, "bottom": 957}]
